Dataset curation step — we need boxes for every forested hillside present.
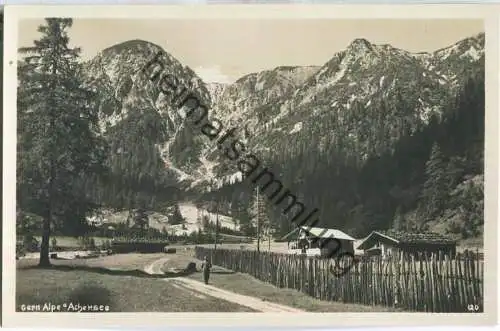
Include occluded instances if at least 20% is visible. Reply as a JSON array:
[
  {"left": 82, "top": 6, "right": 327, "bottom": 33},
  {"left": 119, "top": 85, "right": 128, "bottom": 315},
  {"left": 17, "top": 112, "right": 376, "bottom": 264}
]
[{"left": 204, "top": 67, "right": 484, "bottom": 241}]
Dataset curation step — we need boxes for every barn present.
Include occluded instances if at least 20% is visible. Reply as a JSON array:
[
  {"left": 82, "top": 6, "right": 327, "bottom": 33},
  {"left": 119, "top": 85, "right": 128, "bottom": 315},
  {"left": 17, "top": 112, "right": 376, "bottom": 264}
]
[
  {"left": 356, "top": 230, "right": 457, "bottom": 258},
  {"left": 282, "top": 226, "right": 356, "bottom": 257}
]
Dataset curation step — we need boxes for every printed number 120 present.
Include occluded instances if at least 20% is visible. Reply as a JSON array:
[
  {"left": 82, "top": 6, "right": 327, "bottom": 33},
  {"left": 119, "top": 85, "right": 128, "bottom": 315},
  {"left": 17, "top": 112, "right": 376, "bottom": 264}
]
[{"left": 467, "top": 304, "right": 480, "bottom": 312}]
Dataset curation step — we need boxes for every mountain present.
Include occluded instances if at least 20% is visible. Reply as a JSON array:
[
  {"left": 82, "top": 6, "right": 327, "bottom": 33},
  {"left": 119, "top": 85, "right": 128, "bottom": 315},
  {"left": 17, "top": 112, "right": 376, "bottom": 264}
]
[
  {"left": 84, "top": 34, "right": 483, "bottom": 184},
  {"left": 255, "top": 34, "right": 483, "bottom": 149},
  {"left": 83, "top": 39, "right": 212, "bottom": 184},
  {"left": 206, "top": 33, "right": 484, "bottom": 185},
  {"left": 83, "top": 33, "right": 484, "bottom": 242}
]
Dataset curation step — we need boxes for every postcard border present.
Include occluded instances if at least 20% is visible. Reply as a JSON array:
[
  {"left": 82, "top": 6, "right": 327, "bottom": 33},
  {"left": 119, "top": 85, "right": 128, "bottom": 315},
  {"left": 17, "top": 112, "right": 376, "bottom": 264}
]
[{"left": 3, "top": 4, "right": 499, "bottom": 328}]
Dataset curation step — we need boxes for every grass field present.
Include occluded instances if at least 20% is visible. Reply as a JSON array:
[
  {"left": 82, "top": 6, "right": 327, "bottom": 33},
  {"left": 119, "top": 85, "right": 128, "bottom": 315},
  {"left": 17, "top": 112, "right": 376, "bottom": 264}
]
[
  {"left": 17, "top": 250, "right": 396, "bottom": 312},
  {"left": 16, "top": 255, "right": 255, "bottom": 312},
  {"left": 17, "top": 248, "right": 400, "bottom": 313}
]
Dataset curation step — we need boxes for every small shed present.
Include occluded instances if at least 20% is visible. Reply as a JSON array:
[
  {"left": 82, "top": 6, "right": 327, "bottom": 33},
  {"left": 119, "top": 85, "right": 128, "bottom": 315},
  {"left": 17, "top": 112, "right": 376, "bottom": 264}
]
[
  {"left": 282, "top": 226, "right": 356, "bottom": 257},
  {"left": 356, "top": 230, "right": 457, "bottom": 258}
]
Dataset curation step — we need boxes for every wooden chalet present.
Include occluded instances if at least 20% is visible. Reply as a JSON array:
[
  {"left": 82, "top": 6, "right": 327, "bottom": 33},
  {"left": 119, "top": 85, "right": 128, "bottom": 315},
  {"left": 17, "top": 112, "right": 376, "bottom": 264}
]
[
  {"left": 356, "top": 230, "right": 457, "bottom": 258},
  {"left": 282, "top": 226, "right": 356, "bottom": 257}
]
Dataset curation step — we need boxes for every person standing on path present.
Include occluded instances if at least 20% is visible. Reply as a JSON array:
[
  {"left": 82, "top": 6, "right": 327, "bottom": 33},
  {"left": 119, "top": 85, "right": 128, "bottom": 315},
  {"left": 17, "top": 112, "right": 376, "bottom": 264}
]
[{"left": 201, "top": 256, "right": 212, "bottom": 284}]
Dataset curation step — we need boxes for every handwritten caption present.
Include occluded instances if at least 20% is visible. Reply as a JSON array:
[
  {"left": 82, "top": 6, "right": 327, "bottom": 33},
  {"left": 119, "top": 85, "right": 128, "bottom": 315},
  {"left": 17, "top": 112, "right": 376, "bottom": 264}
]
[{"left": 20, "top": 302, "right": 110, "bottom": 313}]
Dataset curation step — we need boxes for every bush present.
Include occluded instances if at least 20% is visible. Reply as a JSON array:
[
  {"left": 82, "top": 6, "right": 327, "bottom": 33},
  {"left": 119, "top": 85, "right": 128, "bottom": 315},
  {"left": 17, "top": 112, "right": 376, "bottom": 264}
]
[
  {"left": 23, "top": 235, "right": 39, "bottom": 252},
  {"left": 16, "top": 243, "right": 26, "bottom": 258},
  {"left": 185, "top": 262, "right": 197, "bottom": 273}
]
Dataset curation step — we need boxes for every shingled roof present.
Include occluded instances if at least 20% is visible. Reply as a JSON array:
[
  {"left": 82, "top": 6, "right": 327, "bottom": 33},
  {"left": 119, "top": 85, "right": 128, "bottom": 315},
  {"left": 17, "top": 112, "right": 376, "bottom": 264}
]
[
  {"left": 377, "top": 230, "right": 457, "bottom": 244},
  {"left": 280, "top": 226, "right": 355, "bottom": 241},
  {"left": 357, "top": 230, "right": 457, "bottom": 250}
]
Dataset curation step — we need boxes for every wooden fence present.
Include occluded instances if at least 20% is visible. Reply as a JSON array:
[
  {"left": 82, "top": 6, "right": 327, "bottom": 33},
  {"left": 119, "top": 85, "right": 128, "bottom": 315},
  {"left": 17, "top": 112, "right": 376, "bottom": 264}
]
[{"left": 194, "top": 247, "right": 483, "bottom": 312}]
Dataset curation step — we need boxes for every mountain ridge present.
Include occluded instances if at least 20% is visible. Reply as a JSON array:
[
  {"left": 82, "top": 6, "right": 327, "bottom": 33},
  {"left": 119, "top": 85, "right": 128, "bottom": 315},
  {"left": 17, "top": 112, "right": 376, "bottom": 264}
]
[{"left": 84, "top": 32, "right": 483, "bottom": 188}]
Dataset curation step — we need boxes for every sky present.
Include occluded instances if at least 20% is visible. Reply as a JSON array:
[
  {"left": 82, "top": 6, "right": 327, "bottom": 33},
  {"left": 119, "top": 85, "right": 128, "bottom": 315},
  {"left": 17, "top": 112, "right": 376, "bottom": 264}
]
[{"left": 18, "top": 19, "right": 483, "bottom": 83}]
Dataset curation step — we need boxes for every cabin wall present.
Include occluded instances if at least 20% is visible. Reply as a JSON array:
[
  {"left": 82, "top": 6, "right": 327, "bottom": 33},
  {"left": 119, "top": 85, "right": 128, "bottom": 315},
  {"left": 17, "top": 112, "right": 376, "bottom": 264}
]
[
  {"left": 374, "top": 241, "right": 398, "bottom": 257},
  {"left": 360, "top": 233, "right": 457, "bottom": 258},
  {"left": 375, "top": 242, "right": 457, "bottom": 258},
  {"left": 360, "top": 236, "right": 399, "bottom": 257},
  {"left": 398, "top": 243, "right": 457, "bottom": 258}
]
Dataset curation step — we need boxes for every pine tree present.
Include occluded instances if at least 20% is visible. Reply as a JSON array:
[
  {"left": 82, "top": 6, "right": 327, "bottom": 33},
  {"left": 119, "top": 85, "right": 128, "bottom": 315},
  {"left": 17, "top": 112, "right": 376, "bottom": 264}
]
[
  {"left": 133, "top": 208, "right": 149, "bottom": 235},
  {"left": 170, "top": 204, "right": 185, "bottom": 225},
  {"left": 17, "top": 18, "right": 107, "bottom": 266},
  {"left": 419, "top": 142, "right": 447, "bottom": 223},
  {"left": 392, "top": 206, "right": 404, "bottom": 231},
  {"left": 229, "top": 201, "right": 240, "bottom": 230},
  {"left": 201, "top": 215, "right": 210, "bottom": 230},
  {"left": 249, "top": 187, "right": 270, "bottom": 251}
]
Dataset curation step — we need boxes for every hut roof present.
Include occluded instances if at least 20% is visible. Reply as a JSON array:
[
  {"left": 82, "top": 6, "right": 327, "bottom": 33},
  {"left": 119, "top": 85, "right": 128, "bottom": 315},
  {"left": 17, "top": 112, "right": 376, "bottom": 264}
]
[
  {"left": 357, "top": 230, "right": 457, "bottom": 250},
  {"left": 280, "top": 226, "right": 355, "bottom": 241}
]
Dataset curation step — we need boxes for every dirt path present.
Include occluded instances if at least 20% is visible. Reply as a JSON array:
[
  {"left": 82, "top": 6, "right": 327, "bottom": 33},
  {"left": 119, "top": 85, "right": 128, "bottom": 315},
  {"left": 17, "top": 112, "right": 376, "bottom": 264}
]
[
  {"left": 143, "top": 258, "right": 304, "bottom": 312},
  {"left": 167, "top": 277, "right": 304, "bottom": 312},
  {"left": 143, "top": 257, "right": 170, "bottom": 275}
]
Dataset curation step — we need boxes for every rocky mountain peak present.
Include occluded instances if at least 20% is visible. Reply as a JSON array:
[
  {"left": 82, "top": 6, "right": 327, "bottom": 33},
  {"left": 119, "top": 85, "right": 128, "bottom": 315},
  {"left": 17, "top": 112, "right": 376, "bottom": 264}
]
[
  {"left": 101, "top": 39, "right": 163, "bottom": 56},
  {"left": 347, "top": 38, "right": 374, "bottom": 54},
  {"left": 433, "top": 33, "right": 485, "bottom": 61}
]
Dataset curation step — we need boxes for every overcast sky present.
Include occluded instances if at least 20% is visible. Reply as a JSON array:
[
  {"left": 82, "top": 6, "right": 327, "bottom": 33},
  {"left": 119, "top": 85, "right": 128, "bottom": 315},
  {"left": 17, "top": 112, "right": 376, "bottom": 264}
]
[{"left": 19, "top": 19, "right": 483, "bottom": 83}]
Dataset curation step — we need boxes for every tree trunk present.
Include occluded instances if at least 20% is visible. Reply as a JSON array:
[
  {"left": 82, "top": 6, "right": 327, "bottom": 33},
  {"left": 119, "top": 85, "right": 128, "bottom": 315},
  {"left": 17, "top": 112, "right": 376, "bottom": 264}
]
[
  {"left": 38, "top": 216, "right": 51, "bottom": 267},
  {"left": 256, "top": 188, "right": 260, "bottom": 253},
  {"left": 39, "top": 130, "right": 54, "bottom": 267},
  {"left": 39, "top": 165, "right": 54, "bottom": 267},
  {"left": 215, "top": 204, "right": 219, "bottom": 251},
  {"left": 39, "top": 57, "right": 57, "bottom": 268}
]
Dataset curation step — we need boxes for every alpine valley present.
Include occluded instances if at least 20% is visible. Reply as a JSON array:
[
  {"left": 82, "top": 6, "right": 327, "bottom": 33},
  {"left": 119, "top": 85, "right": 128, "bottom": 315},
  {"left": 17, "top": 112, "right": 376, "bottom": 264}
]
[{"left": 39, "top": 32, "right": 488, "bottom": 245}]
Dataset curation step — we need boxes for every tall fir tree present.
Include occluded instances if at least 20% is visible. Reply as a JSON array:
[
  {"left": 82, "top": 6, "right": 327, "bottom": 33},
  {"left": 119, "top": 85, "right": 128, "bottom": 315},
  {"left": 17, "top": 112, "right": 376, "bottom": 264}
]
[
  {"left": 133, "top": 208, "right": 149, "bottom": 236},
  {"left": 419, "top": 142, "right": 448, "bottom": 224},
  {"left": 233, "top": 195, "right": 253, "bottom": 236},
  {"left": 17, "top": 18, "right": 107, "bottom": 266},
  {"left": 170, "top": 204, "right": 185, "bottom": 225},
  {"left": 249, "top": 187, "right": 271, "bottom": 251},
  {"left": 392, "top": 206, "right": 404, "bottom": 231}
]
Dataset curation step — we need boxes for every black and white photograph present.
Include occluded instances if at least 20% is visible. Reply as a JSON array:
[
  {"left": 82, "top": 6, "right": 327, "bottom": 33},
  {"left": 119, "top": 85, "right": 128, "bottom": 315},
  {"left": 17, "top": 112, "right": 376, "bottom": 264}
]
[{"left": 2, "top": 4, "right": 498, "bottom": 328}]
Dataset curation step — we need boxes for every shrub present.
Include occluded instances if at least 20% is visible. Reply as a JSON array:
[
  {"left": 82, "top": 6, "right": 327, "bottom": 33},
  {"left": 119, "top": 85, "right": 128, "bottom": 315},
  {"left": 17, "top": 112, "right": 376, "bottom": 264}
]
[
  {"left": 16, "top": 243, "right": 26, "bottom": 258},
  {"left": 23, "top": 235, "right": 39, "bottom": 252},
  {"left": 185, "top": 262, "right": 197, "bottom": 273}
]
